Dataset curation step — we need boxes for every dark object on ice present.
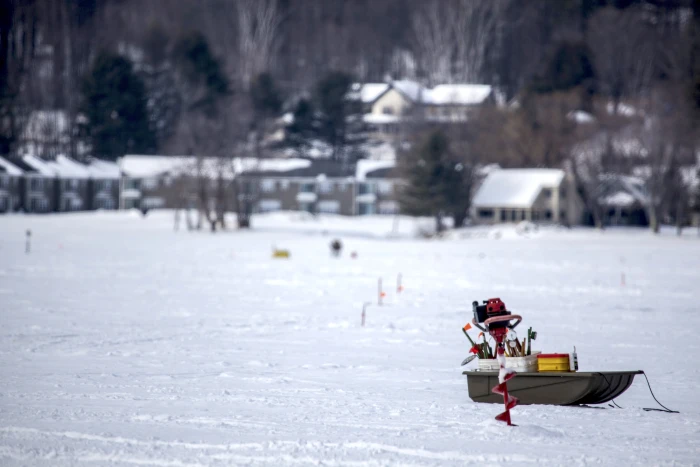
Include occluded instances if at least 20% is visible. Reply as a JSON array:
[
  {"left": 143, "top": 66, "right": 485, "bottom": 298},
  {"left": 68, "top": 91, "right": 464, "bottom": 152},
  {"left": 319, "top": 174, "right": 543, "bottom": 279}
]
[
  {"left": 330, "top": 239, "right": 342, "bottom": 257},
  {"left": 25, "top": 229, "right": 31, "bottom": 254},
  {"left": 463, "top": 370, "right": 642, "bottom": 406}
]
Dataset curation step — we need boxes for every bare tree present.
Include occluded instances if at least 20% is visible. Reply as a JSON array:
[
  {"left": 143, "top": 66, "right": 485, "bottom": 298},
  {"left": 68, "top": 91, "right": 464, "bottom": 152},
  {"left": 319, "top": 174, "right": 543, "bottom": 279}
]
[
  {"left": 236, "top": 0, "right": 281, "bottom": 90},
  {"left": 411, "top": 0, "right": 454, "bottom": 85},
  {"left": 452, "top": 0, "right": 507, "bottom": 83}
]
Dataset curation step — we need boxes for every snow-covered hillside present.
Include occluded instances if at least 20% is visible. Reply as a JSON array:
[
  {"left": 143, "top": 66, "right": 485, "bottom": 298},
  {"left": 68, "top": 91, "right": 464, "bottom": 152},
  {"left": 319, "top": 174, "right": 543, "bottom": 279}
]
[{"left": 1, "top": 211, "right": 699, "bottom": 466}]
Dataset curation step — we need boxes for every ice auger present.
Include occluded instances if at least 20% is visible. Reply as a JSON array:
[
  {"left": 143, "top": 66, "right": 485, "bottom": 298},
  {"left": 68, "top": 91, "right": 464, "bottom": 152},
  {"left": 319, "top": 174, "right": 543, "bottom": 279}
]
[{"left": 471, "top": 298, "right": 522, "bottom": 426}]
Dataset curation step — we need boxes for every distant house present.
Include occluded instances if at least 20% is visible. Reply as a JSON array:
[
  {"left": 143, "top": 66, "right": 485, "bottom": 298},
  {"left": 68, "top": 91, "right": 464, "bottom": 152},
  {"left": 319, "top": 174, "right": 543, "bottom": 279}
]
[
  {"left": 86, "top": 159, "right": 120, "bottom": 210},
  {"left": 118, "top": 155, "right": 315, "bottom": 211},
  {"left": 355, "top": 159, "right": 399, "bottom": 215},
  {"left": 118, "top": 155, "right": 401, "bottom": 217},
  {"left": 15, "top": 155, "right": 57, "bottom": 213},
  {"left": 50, "top": 155, "right": 91, "bottom": 212},
  {"left": 596, "top": 174, "right": 649, "bottom": 226},
  {"left": 471, "top": 169, "right": 583, "bottom": 225},
  {"left": 0, "top": 157, "right": 23, "bottom": 213},
  {"left": 350, "top": 80, "right": 495, "bottom": 141}
]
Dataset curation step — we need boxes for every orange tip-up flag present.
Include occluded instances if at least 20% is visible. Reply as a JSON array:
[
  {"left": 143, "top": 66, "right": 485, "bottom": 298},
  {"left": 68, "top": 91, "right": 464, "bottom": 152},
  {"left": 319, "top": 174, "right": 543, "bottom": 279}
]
[{"left": 463, "top": 323, "right": 472, "bottom": 331}]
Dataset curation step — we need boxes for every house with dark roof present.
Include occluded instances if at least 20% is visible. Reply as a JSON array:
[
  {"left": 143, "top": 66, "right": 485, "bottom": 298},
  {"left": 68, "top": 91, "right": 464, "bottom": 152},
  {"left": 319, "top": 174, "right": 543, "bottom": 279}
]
[{"left": 0, "top": 157, "right": 23, "bottom": 213}]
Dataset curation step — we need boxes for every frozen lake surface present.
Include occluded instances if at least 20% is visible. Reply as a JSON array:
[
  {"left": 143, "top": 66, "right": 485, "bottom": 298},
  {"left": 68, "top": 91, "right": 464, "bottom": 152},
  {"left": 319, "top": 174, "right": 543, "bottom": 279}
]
[{"left": 1, "top": 211, "right": 699, "bottom": 466}]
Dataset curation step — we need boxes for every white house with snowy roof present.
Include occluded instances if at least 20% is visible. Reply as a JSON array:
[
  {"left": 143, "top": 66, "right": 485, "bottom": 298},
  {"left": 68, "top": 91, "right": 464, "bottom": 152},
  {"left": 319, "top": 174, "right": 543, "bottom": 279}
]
[
  {"left": 350, "top": 80, "right": 495, "bottom": 141},
  {"left": 471, "top": 169, "right": 583, "bottom": 225}
]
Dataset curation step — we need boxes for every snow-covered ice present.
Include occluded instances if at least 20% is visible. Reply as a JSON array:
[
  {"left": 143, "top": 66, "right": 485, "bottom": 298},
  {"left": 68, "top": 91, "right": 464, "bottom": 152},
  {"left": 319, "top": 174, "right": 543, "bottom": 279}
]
[{"left": 1, "top": 211, "right": 699, "bottom": 466}]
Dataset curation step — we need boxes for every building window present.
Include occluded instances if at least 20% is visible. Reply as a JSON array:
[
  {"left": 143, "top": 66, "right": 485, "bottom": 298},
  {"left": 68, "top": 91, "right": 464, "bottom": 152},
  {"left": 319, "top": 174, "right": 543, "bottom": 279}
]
[
  {"left": 560, "top": 187, "right": 566, "bottom": 199},
  {"left": 280, "top": 180, "right": 290, "bottom": 190},
  {"left": 63, "top": 179, "right": 80, "bottom": 191},
  {"left": 0, "top": 176, "right": 7, "bottom": 189},
  {"left": 358, "top": 182, "right": 375, "bottom": 195},
  {"left": 317, "top": 200, "right": 340, "bottom": 214},
  {"left": 545, "top": 210, "right": 552, "bottom": 219},
  {"left": 377, "top": 181, "right": 392, "bottom": 195},
  {"left": 30, "top": 197, "right": 48, "bottom": 212},
  {"left": 478, "top": 209, "right": 493, "bottom": 218},
  {"left": 98, "top": 180, "right": 113, "bottom": 191},
  {"left": 358, "top": 202, "right": 375, "bottom": 215},
  {"left": 300, "top": 182, "right": 315, "bottom": 193},
  {"left": 542, "top": 188, "right": 552, "bottom": 198},
  {"left": 142, "top": 177, "right": 158, "bottom": 190},
  {"left": 317, "top": 181, "right": 333, "bottom": 194},
  {"left": 299, "top": 202, "right": 313, "bottom": 213},
  {"left": 500, "top": 210, "right": 507, "bottom": 221},
  {"left": 336, "top": 182, "right": 347, "bottom": 192},
  {"left": 382, "top": 106, "right": 394, "bottom": 115},
  {"left": 378, "top": 200, "right": 399, "bottom": 214},
  {"left": 259, "top": 199, "right": 281, "bottom": 212},
  {"left": 0, "top": 196, "right": 7, "bottom": 212},
  {"left": 260, "top": 179, "right": 276, "bottom": 193},
  {"left": 30, "top": 178, "right": 44, "bottom": 191}
]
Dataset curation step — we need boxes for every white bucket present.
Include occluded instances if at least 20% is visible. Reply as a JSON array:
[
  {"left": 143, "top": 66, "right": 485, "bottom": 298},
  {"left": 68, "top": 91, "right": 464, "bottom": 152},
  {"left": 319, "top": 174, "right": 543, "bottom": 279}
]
[{"left": 478, "top": 351, "right": 540, "bottom": 372}]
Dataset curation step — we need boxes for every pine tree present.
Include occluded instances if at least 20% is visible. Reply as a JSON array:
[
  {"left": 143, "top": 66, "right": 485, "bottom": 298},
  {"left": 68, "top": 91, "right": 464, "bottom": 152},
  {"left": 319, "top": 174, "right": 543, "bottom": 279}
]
[
  {"left": 250, "top": 72, "right": 282, "bottom": 157},
  {"left": 399, "top": 129, "right": 475, "bottom": 232},
  {"left": 82, "top": 52, "right": 155, "bottom": 160}
]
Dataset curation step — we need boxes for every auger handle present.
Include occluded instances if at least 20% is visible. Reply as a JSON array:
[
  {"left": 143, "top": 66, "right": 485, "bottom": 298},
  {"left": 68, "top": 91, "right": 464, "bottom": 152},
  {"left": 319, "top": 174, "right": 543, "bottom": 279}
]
[{"left": 484, "top": 314, "right": 522, "bottom": 330}]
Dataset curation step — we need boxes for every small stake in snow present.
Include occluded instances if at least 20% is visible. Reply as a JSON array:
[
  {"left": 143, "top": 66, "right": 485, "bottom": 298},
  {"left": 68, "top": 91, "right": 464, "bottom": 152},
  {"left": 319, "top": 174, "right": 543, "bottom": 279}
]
[
  {"left": 621, "top": 272, "right": 626, "bottom": 287},
  {"left": 397, "top": 273, "right": 404, "bottom": 293},
  {"left": 361, "top": 302, "right": 371, "bottom": 327},
  {"left": 25, "top": 229, "right": 31, "bottom": 254},
  {"left": 378, "top": 278, "right": 386, "bottom": 305}
]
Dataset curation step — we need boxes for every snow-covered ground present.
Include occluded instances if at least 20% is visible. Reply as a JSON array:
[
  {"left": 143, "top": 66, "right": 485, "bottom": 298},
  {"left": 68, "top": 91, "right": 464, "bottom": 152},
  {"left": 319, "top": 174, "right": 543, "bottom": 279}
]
[{"left": 1, "top": 211, "right": 699, "bottom": 466}]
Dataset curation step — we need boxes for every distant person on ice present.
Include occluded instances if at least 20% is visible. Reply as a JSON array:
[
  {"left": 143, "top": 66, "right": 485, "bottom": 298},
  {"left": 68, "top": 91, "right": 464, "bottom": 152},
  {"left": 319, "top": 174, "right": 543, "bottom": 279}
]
[{"left": 330, "top": 239, "right": 343, "bottom": 257}]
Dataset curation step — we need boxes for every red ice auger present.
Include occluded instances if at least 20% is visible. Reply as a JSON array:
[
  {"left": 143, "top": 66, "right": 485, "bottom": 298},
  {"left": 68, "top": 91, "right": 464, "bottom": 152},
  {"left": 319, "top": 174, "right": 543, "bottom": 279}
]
[{"left": 472, "top": 298, "right": 522, "bottom": 426}]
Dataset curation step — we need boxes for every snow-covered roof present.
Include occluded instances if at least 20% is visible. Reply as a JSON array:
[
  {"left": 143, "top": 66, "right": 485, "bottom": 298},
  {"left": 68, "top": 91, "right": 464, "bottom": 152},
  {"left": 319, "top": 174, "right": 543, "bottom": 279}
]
[
  {"left": 392, "top": 80, "right": 425, "bottom": 102},
  {"left": 603, "top": 191, "right": 636, "bottom": 207},
  {"left": 568, "top": 110, "right": 595, "bottom": 124},
  {"left": 233, "top": 158, "right": 312, "bottom": 174},
  {"left": 120, "top": 155, "right": 311, "bottom": 180},
  {"left": 349, "top": 83, "right": 391, "bottom": 104},
  {"left": 22, "top": 154, "right": 59, "bottom": 177},
  {"left": 356, "top": 159, "right": 395, "bottom": 181},
  {"left": 0, "top": 157, "right": 23, "bottom": 176},
  {"left": 598, "top": 173, "right": 649, "bottom": 207},
  {"left": 472, "top": 169, "right": 565, "bottom": 208},
  {"left": 351, "top": 81, "right": 494, "bottom": 107},
  {"left": 87, "top": 159, "right": 120, "bottom": 179},
  {"left": 427, "top": 84, "right": 492, "bottom": 105},
  {"left": 50, "top": 155, "right": 91, "bottom": 179}
]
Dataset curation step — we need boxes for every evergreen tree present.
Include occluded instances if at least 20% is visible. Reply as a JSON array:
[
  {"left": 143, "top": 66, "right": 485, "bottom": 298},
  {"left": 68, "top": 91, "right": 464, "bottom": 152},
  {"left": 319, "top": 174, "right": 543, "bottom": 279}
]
[
  {"left": 172, "top": 31, "right": 230, "bottom": 116},
  {"left": 285, "top": 97, "right": 318, "bottom": 152},
  {"left": 399, "top": 129, "right": 475, "bottom": 232},
  {"left": 314, "top": 71, "right": 356, "bottom": 161},
  {"left": 82, "top": 52, "right": 155, "bottom": 160},
  {"left": 531, "top": 41, "right": 596, "bottom": 96},
  {"left": 250, "top": 72, "right": 282, "bottom": 157}
]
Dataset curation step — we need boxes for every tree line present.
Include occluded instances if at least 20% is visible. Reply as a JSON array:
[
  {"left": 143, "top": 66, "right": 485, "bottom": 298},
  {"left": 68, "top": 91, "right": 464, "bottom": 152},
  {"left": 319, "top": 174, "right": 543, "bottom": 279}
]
[{"left": 1, "top": 0, "right": 699, "bottom": 232}]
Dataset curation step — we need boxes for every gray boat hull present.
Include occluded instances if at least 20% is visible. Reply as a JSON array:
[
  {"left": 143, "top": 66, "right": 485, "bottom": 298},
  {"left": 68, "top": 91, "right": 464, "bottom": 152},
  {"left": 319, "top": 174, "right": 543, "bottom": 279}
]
[{"left": 463, "top": 370, "right": 642, "bottom": 405}]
